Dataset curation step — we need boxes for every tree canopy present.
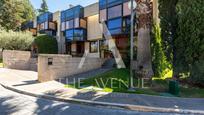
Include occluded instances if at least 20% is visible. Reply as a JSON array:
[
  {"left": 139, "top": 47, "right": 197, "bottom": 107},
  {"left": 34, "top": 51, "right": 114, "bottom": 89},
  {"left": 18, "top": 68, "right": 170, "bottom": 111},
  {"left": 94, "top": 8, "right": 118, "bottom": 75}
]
[
  {"left": 38, "top": 0, "right": 49, "bottom": 15},
  {"left": 0, "top": 0, "right": 35, "bottom": 31}
]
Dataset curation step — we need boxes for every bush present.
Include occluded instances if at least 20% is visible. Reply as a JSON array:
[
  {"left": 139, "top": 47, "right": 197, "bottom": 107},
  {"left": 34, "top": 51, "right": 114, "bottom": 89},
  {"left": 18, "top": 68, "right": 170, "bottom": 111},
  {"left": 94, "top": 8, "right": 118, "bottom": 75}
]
[
  {"left": 151, "top": 24, "right": 172, "bottom": 78},
  {"left": 0, "top": 29, "right": 34, "bottom": 50},
  {"left": 34, "top": 34, "right": 58, "bottom": 54}
]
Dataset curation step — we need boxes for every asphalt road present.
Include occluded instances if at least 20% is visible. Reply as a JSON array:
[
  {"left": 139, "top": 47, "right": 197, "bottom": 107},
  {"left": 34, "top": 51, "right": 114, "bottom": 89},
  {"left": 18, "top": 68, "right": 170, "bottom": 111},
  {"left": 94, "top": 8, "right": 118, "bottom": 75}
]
[{"left": 0, "top": 85, "right": 187, "bottom": 115}]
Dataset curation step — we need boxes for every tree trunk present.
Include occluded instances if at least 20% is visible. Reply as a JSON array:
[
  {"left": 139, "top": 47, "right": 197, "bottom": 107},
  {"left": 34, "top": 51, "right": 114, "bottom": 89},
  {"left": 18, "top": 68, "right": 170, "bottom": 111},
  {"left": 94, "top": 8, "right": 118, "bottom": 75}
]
[{"left": 136, "top": 0, "right": 153, "bottom": 78}]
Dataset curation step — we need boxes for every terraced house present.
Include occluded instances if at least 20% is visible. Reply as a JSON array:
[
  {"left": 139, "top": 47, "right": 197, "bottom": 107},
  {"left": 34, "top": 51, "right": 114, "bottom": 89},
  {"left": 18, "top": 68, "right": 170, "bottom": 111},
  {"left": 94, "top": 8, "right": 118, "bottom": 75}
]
[{"left": 22, "top": 0, "right": 158, "bottom": 59}]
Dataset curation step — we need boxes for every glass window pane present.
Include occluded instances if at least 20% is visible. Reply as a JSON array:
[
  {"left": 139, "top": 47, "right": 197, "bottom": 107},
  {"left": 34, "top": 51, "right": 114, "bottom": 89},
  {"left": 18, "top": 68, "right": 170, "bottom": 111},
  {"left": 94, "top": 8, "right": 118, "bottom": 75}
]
[
  {"left": 49, "top": 22, "right": 56, "bottom": 30},
  {"left": 74, "top": 29, "right": 83, "bottom": 37},
  {"left": 123, "top": 17, "right": 131, "bottom": 33},
  {"left": 107, "top": 0, "right": 122, "bottom": 7},
  {"left": 75, "top": 18, "right": 79, "bottom": 28},
  {"left": 100, "top": 40, "right": 109, "bottom": 50},
  {"left": 108, "top": 5, "right": 122, "bottom": 19},
  {"left": 108, "top": 18, "right": 122, "bottom": 29},
  {"left": 109, "top": 28, "right": 121, "bottom": 35},
  {"left": 99, "top": 0, "right": 106, "bottom": 10},
  {"left": 66, "top": 20, "right": 74, "bottom": 29},
  {"left": 61, "top": 22, "right": 65, "bottom": 31},
  {"left": 80, "top": 19, "right": 87, "bottom": 29},
  {"left": 100, "top": 9, "right": 107, "bottom": 22},
  {"left": 65, "top": 29, "right": 74, "bottom": 37},
  {"left": 123, "top": 2, "right": 131, "bottom": 16},
  {"left": 45, "top": 22, "right": 48, "bottom": 29},
  {"left": 90, "top": 41, "right": 98, "bottom": 53}
]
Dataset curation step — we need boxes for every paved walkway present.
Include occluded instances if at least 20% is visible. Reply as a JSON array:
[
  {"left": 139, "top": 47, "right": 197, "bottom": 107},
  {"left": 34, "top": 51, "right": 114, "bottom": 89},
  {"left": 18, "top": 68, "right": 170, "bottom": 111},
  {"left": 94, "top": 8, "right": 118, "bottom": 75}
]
[
  {"left": 1, "top": 83, "right": 172, "bottom": 115},
  {"left": 0, "top": 68, "right": 204, "bottom": 114}
]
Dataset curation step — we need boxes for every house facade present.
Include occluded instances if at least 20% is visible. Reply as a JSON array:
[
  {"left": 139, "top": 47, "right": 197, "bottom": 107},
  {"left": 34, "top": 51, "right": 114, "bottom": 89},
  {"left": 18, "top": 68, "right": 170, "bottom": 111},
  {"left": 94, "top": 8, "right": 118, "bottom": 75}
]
[{"left": 22, "top": 0, "right": 159, "bottom": 58}]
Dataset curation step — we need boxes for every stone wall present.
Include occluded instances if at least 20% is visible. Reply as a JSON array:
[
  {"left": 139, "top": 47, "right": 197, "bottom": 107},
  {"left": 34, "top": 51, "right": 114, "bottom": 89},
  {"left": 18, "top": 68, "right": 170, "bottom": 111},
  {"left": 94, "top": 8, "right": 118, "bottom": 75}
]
[
  {"left": 3, "top": 50, "right": 37, "bottom": 71},
  {"left": 38, "top": 54, "right": 106, "bottom": 82}
]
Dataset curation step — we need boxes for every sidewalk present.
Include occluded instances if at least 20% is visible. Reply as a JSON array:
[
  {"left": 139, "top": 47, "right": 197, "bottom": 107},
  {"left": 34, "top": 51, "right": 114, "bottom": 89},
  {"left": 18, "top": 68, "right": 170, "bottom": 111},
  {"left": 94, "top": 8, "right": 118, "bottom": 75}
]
[{"left": 0, "top": 68, "right": 204, "bottom": 114}]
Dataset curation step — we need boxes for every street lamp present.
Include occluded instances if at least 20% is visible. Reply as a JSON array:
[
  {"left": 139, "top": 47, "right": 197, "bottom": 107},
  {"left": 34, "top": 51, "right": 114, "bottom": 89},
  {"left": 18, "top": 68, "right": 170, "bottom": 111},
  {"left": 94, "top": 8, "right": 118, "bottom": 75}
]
[{"left": 128, "top": 0, "right": 137, "bottom": 90}]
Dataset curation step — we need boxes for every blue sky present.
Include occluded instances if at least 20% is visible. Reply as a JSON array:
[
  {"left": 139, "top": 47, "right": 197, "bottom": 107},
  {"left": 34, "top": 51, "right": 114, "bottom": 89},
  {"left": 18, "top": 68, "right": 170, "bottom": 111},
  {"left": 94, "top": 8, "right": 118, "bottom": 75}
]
[{"left": 30, "top": 0, "right": 98, "bottom": 12}]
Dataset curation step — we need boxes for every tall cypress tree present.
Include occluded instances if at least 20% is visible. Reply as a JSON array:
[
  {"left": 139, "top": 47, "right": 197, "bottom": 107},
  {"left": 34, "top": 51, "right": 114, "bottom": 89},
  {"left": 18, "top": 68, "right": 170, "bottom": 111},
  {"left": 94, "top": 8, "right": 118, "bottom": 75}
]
[
  {"left": 175, "top": 0, "right": 204, "bottom": 84},
  {"left": 38, "top": 0, "right": 49, "bottom": 15},
  {"left": 158, "top": 0, "right": 178, "bottom": 77}
]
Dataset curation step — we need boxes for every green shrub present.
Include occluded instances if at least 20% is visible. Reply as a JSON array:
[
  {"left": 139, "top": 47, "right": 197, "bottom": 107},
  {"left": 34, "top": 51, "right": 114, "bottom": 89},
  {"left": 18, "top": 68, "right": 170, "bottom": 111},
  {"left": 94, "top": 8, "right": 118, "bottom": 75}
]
[
  {"left": 34, "top": 34, "right": 58, "bottom": 54},
  {"left": 0, "top": 29, "right": 34, "bottom": 50},
  {"left": 151, "top": 24, "right": 172, "bottom": 78}
]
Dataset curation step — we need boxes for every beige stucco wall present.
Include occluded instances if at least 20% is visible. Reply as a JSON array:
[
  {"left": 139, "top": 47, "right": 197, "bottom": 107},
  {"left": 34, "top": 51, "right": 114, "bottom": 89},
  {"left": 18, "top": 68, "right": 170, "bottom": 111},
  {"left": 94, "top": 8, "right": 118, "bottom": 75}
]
[
  {"left": 3, "top": 50, "right": 37, "bottom": 71},
  {"left": 38, "top": 54, "right": 106, "bottom": 82},
  {"left": 84, "top": 3, "right": 99, "bottom": 17},
  {"left": 53, "top": 11, "right": 66, "bottom": 54},
  {"left": 87, "top": 14, "right": 103, "bottom": 41}
]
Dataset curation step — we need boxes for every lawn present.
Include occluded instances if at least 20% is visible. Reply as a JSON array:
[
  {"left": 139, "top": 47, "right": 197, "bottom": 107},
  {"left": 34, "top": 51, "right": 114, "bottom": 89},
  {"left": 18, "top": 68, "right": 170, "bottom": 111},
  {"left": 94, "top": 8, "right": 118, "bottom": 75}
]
[{"left": 66, "top": 69, "right": 204, "bottom": 98}]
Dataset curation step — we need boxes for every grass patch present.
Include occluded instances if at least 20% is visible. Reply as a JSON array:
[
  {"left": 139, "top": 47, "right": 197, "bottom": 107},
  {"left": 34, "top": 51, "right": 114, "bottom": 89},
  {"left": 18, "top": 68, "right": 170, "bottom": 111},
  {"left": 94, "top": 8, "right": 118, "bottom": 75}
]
[{"left": 66, "top": 69, "right": 204, "bottom": 98}]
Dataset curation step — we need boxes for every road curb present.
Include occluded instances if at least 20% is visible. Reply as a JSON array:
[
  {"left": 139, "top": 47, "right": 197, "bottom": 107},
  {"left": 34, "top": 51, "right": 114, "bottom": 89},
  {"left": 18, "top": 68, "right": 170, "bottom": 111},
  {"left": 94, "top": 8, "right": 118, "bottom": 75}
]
[{"left": 1, "top": 84, "right": 204, "bottom": 114}]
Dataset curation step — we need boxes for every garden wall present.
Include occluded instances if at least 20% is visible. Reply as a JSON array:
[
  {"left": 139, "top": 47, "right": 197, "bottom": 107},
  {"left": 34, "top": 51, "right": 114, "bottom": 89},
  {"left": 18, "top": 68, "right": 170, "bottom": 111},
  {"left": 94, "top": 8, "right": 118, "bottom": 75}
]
[
  {"left": 3, "top": 50, "right": 37, "bottom": 71},
  {"left": 38, "top": 54, "right": 106, "bottom": 82}
]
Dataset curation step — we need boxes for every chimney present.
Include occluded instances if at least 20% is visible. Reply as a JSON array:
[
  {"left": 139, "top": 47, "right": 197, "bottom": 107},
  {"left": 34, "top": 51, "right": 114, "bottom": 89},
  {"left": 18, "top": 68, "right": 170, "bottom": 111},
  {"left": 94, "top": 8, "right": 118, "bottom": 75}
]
[{"left": 69, "top": 4, "right": 74, "bottom": 9}]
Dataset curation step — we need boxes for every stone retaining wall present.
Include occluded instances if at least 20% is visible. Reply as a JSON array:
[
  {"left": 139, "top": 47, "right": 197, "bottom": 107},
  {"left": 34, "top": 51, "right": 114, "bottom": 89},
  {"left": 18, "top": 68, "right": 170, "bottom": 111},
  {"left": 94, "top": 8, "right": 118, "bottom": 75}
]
[
  {"left": 3, "top": 50, "right": 37, "bottom": 71},
  {"left": 38, "top": 54, "right": 106, "bottom": 82}
]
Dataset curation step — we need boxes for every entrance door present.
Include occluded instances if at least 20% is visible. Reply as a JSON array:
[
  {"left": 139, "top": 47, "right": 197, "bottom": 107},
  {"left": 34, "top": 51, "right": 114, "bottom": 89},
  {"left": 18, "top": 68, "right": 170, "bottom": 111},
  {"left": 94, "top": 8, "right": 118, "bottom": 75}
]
[
  {"left": 66, "top": 42, "right": 71, "bottom": 55},
  {"left": 76, "top": 42, "right": 84, "bottom": 57}
]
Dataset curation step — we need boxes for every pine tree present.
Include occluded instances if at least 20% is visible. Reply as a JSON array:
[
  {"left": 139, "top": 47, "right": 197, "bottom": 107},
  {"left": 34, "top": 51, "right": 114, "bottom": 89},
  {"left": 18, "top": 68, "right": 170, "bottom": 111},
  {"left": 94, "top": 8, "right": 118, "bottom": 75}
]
[{"left": 38, "top": 0, "right": 49, "bottom": 15}]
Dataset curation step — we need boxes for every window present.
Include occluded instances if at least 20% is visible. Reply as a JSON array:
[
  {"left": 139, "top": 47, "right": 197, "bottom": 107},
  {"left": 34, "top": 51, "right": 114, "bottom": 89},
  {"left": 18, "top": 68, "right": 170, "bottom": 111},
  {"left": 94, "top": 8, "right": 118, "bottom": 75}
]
[
  {"left": 108, "top": 18, "right": 122, "bottom": 35},
  {"left": 65, "top": 29, "right": 86, "bottom": 41},
  {"left": 66, "top": 20, "right": 74, "bottom": 29},
  {"left": 61, "top": 11, "right": 66, "bottom": 22},
  {"left": 37, "top": 12, "right": 52, "bottom": 24},
  {"left": 90, "top": 41, "right": 98, "bottom": 53},
  {"left": 80, "top": 19, "right": 87, "bottom": 29},
  {"left": 108, "top": 5, "right": 122, "bottom": 19},
  {"left": 99, "top": 0, "right": 106, "bottom": 10},
  {"left": 100, "top": 9, "right": 107, "bottom": 22},
  {"left": 123, "top": 2, "right": 131, "bottom": 16},
  {"left": 66, "top": 10, "right": 74, "bottom": 20},
  {"left": 65, "top": 29, "right": 74, "bottom": 40},
  {"left": 108, "top": 18, "right": 122, "bottom": 29},
  {"left": 123, "top": 17, "right": 131, "bottom": 33},
  {"left": 61, "top": 22, "right": 65, "bottom": 31},
  {"left": 49, "top": 22, "right": 56, "bottom": 30},
  {"left": 74, "top": 29, "right": 83, "bottom": 37},
  {"left": 45, "top": 22, "right": 48, "bottom": 29},
  {"left": 107, "top": 0, "right": 122, "bottom": 7},
  {"left": 75, "top": 18, "right": 79, "bottom": 28},
  {"left": 100, "top": 39, "right": 109, "bottom": 50}
]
